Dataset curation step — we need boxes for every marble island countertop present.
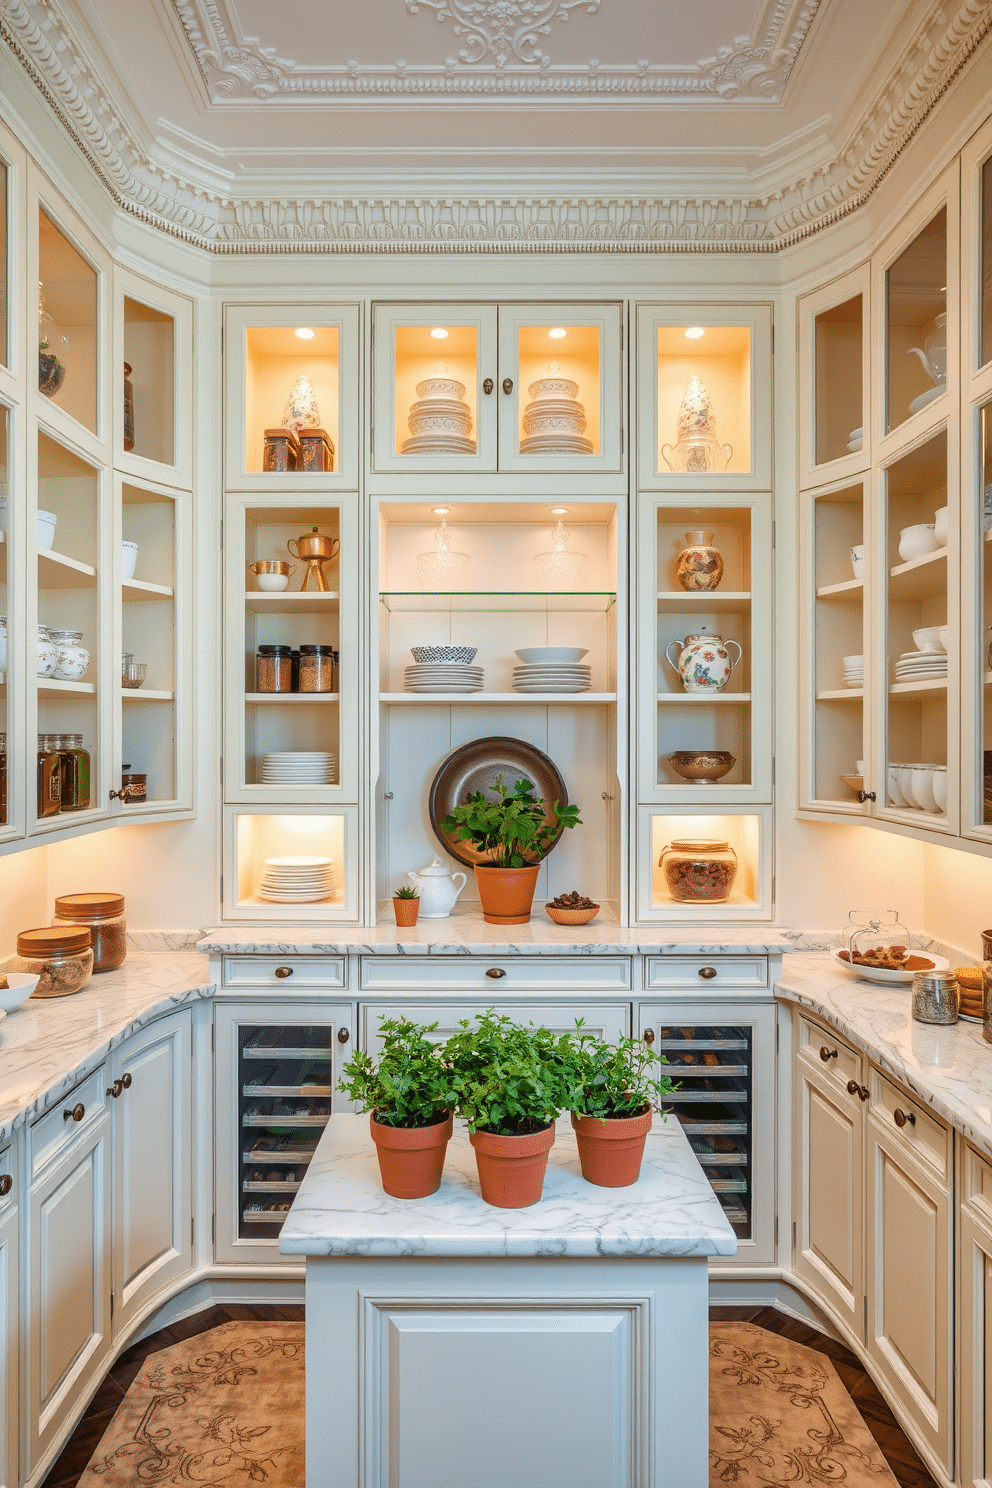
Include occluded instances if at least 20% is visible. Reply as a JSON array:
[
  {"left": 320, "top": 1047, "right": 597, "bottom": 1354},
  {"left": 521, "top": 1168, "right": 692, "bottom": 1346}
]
[
  {"left": 0, "top": 951, "right": 213, "bottom": 1141},
  {"left": 775, "top": 954, "right": 992, "bottom": 1162},
  {"left": 279, "top": 1112, "right": 738, "bottom": 1259}
]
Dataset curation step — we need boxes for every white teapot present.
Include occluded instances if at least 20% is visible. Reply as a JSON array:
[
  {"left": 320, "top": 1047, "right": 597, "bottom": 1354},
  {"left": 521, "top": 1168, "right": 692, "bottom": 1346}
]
[
  {"left": 664, "top": 629, "right": 742, "bottom": 693},
  {"left": 907, "top": 311, "right": 947, "bottom": 388},
  {"left": 406, "top": 858, "right": 467, "bottom": 919}
]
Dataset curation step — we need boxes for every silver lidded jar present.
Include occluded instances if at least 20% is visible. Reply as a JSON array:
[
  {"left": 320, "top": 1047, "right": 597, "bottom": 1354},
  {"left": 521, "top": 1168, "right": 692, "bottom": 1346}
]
[{"left": 912, "top": 969, "right": 959, "bottom": 1025}]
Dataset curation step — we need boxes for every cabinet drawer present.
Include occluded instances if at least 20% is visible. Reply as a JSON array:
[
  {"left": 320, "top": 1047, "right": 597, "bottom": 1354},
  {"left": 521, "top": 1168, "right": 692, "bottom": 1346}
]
[
  {"left": 869, "top": 1070, "right": 950, "bottom": 1183},
  {"left": 644, "top": 956, "right": 767, "bottom": 990},
  {"left": 222, "top": 956, "right": 348, "bottom": 990},
  {"left": 963, "top": 1144, "right": 992, "bottom": 1224},
  {"left": 363, "top": 1001, "right": 630, "bottom": 1051},
  {"left": 30, "top": 1066, "right": 108, "bottom": 1178},
  {"left": 359, "top": 956, "right": 631, "bottom": 994},
  {"left": 797, "top": 1015, "right": 863, "bottom": 1092}
]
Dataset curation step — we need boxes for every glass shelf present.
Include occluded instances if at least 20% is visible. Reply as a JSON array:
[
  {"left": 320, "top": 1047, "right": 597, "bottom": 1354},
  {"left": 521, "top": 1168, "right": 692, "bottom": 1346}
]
[{"left": 378, "top": 591, "right": 616, "bottom": 614}]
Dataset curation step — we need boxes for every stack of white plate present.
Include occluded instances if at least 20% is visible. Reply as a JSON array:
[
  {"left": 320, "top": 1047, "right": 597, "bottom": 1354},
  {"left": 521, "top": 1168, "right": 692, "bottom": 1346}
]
[
  {"left": 520, "top": 375, "right": 593, "bottom": 455},
  {"left": 894, "top": 651, "right": 948, "bottom": 682},
  {"left": 843, "top": 653, "right": 864, "bottom": 687},
  {"left": 512, "top": 662, "right": 592, "bottom": 692},
  {"left": 404, "top": 662, "right": 484, "bottom": 693},
  {"left": 400, "top": 376, "right": 476, "bottom": 455},
  {"left": 260, "top": 752, "right": 336, "bottom": 785},
  {"left": 257, "top": 855, "right": 337, "bottom": 903},
  {"left": 847, "top": 426, "right": 863, "bottom": 453}
]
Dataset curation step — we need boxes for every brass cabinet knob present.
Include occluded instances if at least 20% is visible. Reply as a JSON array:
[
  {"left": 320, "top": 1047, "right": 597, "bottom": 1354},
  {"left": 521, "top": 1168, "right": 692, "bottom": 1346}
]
[
  {"left": 485, "top": 968, "right": 506, "bottom": 979},
  {"left": 121, "top": 1073, "right": 132, "bottom": 1089},
  {"left": 337, "top": 1028, "right": 350, "bottom": 1044},
  {"left": 847, "top": 1081, "right": 870, "bottom": 1100},
  {"left": 0, "top": 1175, "right": 11, "bottom": 1197},
  {"left": 502, "top": 377, "right": 513, "bottom": 395},
  {"left": 483, "top": 377, "right": 494, "bottom": 394},
  {"left": 644, "top": 1028, "right": 656, "bottom": 1044},
  {"left": 107, "top": 1080, "right": 123, "bottom": 1099},
  {"left": 274, "top": 966, "right": 294, "bottom": 979},
  {"left": 893, "top": 1107, "right": 916, "bottom": 1128},
  {"left": 64, "top": 1103, "right": 85, "bottom": 1123},
  {"left": 858, "top": 790, "right": 877, "bottom": 804},
  {"left": 820, "top": 1046, "right": 838, "bottom": 1062},
  {"left": 698, "top": 966, "right": 718, "bottom": 980}
]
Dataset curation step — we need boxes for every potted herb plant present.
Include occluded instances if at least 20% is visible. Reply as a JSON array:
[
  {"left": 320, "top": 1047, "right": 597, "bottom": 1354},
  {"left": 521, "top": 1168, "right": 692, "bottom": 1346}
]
[
  {"left": 337, "top": 1016, "right": 455, "bottom": 1199},
  {"left": 392, "top": 884, "right": 420, "bottom": 927},
  {"left": 441, "top": 774, "right": 581, "bottom": 925},
  {"left": 567, "top": 1023, "right": 678, "bottom": 1188},
  {"left": 445, "top": 1010, "right": 574, "bottom": 1208}
]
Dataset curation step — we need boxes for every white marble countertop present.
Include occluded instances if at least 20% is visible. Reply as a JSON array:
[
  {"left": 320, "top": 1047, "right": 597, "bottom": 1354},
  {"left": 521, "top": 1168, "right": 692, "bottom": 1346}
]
[
  {"left": 279, "top": 1112, "right": 738, "bottom": 1259},
  {"left": 0, "top": 952, "right": 213, "bottom": 1142},
  {"left": 198, "top": 916, "right": 797, "bottom": 956},
  {"left": 775, "top": 954, "right": 992, "bottom": 1162}
]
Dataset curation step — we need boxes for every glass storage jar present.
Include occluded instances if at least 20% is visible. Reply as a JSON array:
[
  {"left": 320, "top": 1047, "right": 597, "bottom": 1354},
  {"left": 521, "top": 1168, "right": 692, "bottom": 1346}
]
[
  {"left": 52, "top": 892, "right": 126, "bottom": 972},
  {"left": 659, "top": 838, "right": 738, "bottom": 903},
  {"left": 119, "top": 768, "right": 147, "bottom": 803},
  {"left": 298, "top": 643, "right": 335, "bottom": 692},
  {"left": 912, "top": 969, "right": 959, "bottom": 1025},
  {"left": 256, "top": 644, "right": 293, "bottom": 693},
  {"left": 36, "top": 735, "right": 62, "bottom": 817},
  {"left": 54, "top": 733, "right": 91, "bottom": 810},
  {"left": 14, "top": 925, "right": 93, "bottom": 997}
]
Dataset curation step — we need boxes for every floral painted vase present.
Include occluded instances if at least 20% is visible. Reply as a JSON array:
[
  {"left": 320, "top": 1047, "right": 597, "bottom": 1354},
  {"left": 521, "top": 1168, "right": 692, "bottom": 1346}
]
[
  {"left": 664, "top": 629, "right": 742, "bottom": 693},
  {"left": 675, "top": 531, "right": 724, "bottom": 591}
]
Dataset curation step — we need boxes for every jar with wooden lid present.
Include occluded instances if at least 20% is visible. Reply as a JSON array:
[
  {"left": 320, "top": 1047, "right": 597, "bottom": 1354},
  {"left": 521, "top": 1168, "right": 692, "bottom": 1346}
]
[
  {"left": 13, "top": 925, "right": 94, "bottom": 997},
  {"left": 659, "top": 838, "right": 738, "bottom": 903},
  {"left": 52, "top": 892, "right": 126, "bottom": 972}
]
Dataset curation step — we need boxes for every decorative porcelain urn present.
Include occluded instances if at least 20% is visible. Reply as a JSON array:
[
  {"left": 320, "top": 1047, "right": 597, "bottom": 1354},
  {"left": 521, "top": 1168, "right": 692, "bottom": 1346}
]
[
  {"left": 664, "top": 629, "right": 742, "bottom": 693},
  {"left": 661, "top": 377, "right": 733, "bottom": 473},
  {"left": 406, "top": 858, "right": 467, "bottom": 919},
  {"left": 675, "top": 531, "right": 724, "bottom": 591}
]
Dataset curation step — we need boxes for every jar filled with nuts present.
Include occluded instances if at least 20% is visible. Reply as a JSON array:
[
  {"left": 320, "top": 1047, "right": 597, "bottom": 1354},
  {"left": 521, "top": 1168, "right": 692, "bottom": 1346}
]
[{"left": 659, "top": 838, "right": 738, "bottom": 903}]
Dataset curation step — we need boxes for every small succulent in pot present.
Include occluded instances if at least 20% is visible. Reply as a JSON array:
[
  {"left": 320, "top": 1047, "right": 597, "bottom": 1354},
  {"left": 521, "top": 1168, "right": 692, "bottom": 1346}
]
[
  {"left": 566, "top": 1022, "right": 679, "bottom": 1188},
  {"left": 392, "top": 884, "right": 420, "bottom": 926}
]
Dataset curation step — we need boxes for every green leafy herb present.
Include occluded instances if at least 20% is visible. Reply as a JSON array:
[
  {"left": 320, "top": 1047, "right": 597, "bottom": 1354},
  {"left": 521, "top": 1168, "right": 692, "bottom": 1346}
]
[
  {"left": 445, "top": 1009, "right": 576, "bottom": 1135},
  {"left": 567, "top": 1020, "right": 678, "bottom": 1123},
  {"left": 337, "top": 1016, "right": 454, "bottom": 1128},
  {"left": 394, "top": 885, "right": 419, "bottom": 899},
  {"left": 440, "top": 774, "right": 581, "bottom": 868}
]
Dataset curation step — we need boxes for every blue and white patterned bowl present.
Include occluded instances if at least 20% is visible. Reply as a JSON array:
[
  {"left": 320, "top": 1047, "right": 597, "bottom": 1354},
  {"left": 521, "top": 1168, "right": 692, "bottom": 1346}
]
[{"left": 411, "top": 645, "right": 478, "bottom": 664}]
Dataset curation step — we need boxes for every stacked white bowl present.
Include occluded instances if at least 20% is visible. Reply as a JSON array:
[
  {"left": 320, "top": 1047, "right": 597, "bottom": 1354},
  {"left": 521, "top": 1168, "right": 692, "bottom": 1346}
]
[
  {"left": 260, "top": 752, "right": 336, "bottom": 785},
  {"left": 894, "top": 627, "right": 947, "bottom": 683},
  {"left": 843, "top": 653, "right": 864, "bottom": 687},
  {"left": 889, "top": 763, "right": 946, "bottom": 814},
  {"left": 404, "top": 644, "right": 483, "bottom": 693},
  {"left": 257, "top": 855, "right": 337, "bottom": 903},
  {"left": 520, "top": 375, "right": 593, "bottom": 454},
  {"left": 512, "top": 646, "right": 591, "bottom": 693},
  {"left": 401, "top": 375, "right": 476, "bottom": 455}
]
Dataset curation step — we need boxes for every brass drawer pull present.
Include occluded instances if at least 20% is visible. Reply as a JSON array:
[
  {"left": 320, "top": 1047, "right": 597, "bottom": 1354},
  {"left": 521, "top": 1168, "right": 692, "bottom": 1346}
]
[
  {"left": 893, "top": 1107, "right": 916, "bottom": 1128},
  {"left": 107, "top": 1080, "right": 123, "bottom": 1099},
  {"left": 0, "top": 1175, "right": 11, "bottom": 1197},
  {"left": 485, "top": 968, "right": 506, "bottom": 979},
  {"left": 483, "top": 377, "right": 494, "bottom": 394},
  {"left": 274, "top": 966, "right": 294, "bottom": 979},
  {"left": 337, "top": 1028, "right": 350, "bottom": 1044},
  {"left": 846, "top": 1081, "right": 869, "bottom": 1102},
  {"left": 64, "top": 1103, "right": 85, "bottom": 1123},
  {"left": 820, "top": 1046, "right": 838, "bottom": 1062},
  {"left": 502, "top": 377, "right": 513, "bottom": 395},
  {"left": 644, "top": 1029, "right": 655, "bottom": 1044},
  {"left": 698, "top": 966, "right": 718, "bottom": 980},
  {"left": 121, "top": 1073, "right": 132, "bottom": 1089}
]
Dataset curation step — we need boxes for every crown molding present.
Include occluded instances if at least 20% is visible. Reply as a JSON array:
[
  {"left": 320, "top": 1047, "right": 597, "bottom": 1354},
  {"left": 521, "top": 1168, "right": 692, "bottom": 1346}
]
[
  {"left": 170, "top": 0, "right": 820, "bottom": 104},
  {"left": 0, "top": 0, "right": 989, "bottom": 252}
]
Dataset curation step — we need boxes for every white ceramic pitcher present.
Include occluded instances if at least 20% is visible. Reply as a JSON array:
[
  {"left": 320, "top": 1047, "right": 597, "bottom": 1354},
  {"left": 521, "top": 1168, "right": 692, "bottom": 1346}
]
[
  {"left": 664, "top": 629, "right": 743, "bottom": 693},
  {"left": 406, "top": 858, "right": 467, "bottom": 919}
]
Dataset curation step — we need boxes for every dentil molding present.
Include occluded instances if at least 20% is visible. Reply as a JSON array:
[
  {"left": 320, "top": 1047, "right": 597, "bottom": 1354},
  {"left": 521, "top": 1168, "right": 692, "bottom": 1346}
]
[
  {"left": 0, "top": 0, "right": 990, "bottom": 252},
  {"left": 170, "top": 0, "right": 820, "bottom": 101}
]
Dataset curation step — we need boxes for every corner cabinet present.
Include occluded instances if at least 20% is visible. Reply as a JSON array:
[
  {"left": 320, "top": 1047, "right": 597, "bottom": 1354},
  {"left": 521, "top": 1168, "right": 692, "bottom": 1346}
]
[{"left": 0, "top": 1141, "right": 18, "bottom": 1488}]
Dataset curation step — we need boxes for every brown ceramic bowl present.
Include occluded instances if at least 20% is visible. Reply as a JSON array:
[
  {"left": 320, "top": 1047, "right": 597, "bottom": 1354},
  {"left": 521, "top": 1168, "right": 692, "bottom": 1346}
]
[
  {"left": 667, "top": 751, "right": 736, "bottom": 784},
  {"left": 545, "top": 904, "right": 600, "bottom": 925}
]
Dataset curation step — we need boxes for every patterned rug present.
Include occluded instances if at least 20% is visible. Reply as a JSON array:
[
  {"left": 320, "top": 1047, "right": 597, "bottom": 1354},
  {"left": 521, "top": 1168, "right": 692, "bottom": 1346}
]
[{"left": 78, "top": 1319, "right": 899, "bottom": 1487}]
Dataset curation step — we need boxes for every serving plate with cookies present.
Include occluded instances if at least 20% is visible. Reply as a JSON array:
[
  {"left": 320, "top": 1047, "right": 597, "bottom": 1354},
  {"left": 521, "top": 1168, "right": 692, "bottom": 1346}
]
[{"left": 830, "top": 946, "right": 949, "bottom": 983}]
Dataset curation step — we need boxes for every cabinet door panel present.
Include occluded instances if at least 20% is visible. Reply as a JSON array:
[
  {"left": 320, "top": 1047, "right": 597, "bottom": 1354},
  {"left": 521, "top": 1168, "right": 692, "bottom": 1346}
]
[
  {"left": 800, "top": 1074, "right": 863, "bottom": 1338},
  {"left": 112, "top": 1012, "right": 192, "bottom": 1334},
  {"left": 0, "top": 1164, "right": 18, "bottom": 1488}
]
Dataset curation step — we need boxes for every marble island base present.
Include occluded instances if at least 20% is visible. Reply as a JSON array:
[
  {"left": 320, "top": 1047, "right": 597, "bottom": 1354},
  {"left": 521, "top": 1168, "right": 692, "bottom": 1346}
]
[{"left": 282, "top": 1113, "right": 736, "bottom": 1488}]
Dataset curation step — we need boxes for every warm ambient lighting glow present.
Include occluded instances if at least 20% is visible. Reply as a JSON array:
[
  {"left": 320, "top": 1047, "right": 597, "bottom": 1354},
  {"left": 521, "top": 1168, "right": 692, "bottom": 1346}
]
[
  {"left": 430, "top": 327, "right": 449, "bottom": 339},
  {"left": 294, "top": 327, "right": 315, "bottom": 340},
  {"left": 548, "top": 327, "right": 567, "bottom": 339},
  {"left": 550, "top": 507, "right": 569, "bottom": 515},
  {"left": 431, "top": 506, "right": 451, "bottom": 515},
  {"left": 685, "top": 327, "right": 705, "bottom": 340}
]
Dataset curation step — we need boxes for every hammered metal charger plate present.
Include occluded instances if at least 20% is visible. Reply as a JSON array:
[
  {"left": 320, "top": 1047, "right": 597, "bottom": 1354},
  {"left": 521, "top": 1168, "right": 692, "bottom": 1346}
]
[{"left": 428, "top": 736, "right": 569, "bottom": 867}]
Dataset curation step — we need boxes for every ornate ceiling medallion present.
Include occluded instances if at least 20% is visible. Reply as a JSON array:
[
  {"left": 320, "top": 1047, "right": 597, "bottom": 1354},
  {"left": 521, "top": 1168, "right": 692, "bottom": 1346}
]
[{"left": 405, "top": 0, "right": 601, "bottom": 69}]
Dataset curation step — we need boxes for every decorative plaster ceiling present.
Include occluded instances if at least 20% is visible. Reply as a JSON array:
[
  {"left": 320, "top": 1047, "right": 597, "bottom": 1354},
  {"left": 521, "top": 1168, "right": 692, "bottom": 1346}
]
[
  {"left": 0, "top": 0, "right": 990, "bottom": 251},
  {"left": 172, "top": 0, "right": 821, "bottom": 102}
]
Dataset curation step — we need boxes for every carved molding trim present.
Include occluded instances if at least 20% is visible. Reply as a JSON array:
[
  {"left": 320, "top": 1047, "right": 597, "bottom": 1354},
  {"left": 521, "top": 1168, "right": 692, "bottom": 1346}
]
[
  {"left": 171, "top": 0, "right": 820, "bottom": 102},
  {"left": 1, "top": 0, "right": 989, "bottom": 253}
]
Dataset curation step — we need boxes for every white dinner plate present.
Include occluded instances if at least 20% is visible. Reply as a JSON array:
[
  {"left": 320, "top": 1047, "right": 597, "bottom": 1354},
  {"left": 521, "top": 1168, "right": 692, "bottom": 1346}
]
[{"left": 829, "top": 947, "right": 949, "bottom": 983}]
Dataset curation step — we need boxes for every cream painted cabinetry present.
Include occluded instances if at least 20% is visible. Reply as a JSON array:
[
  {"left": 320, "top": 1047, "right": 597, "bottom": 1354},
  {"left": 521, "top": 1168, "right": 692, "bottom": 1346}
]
[
  {"left": 957, "top": 1140, "right": 992, "bottom": 1488},
  {"left": 0, "top": 1142, "right": 18, "bottom": 1488}
]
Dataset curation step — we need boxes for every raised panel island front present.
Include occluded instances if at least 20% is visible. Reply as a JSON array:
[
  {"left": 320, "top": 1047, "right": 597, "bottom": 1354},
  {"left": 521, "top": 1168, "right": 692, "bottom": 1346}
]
[{"left": 280, "top": 1112, "right": 736, "bottom": 1488}]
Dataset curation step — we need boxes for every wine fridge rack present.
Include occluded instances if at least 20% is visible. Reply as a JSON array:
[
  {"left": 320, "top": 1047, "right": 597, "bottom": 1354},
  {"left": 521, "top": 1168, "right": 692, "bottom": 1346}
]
[{"left": 238, "top": 1024, "right": 334, "bottom": 1233}]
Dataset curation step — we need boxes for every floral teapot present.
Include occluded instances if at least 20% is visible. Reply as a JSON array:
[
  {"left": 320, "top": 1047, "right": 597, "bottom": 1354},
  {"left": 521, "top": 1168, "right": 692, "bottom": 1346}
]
[
  {"left": 664, "top": 629, "right": 742, "bottom": 693},
  {"left": 406, "top": 858, "right": 467, "bottom": 919}
]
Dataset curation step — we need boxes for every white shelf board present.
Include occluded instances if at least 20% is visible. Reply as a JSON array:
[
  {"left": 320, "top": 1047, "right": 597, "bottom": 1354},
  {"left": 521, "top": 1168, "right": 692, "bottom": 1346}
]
[
  {"left": 244, "top": 692, "right": 340, "bottom": 704},
  {"left": 656, "top": 692, "right": 751, "bottom": 705},
  {"left": 122, "top": 688, "right": 174, "bottom": 701},
  {"left": 37, "top": 678, "right": 96, "bottom": 696},
  {"left": 246, "top": 591, "right": 340, "bottom": 614},
  {"left": 380, "top": 692, "right": 617, "bottom": 704},
  {"left": 123, "top": 578, "right": 173, "bottom": 600},
  {"left": 38, "top": 548, "right": 97, "bottom": 588},
  {"left": 816, "top": 688, "right": 863, "bottom": 700},
  {"left": 887, "top": 547, "right": 947, "bottom": 600},
  {"left": 816, "top": 578, "right": 864, "bottom": 599},
  {"left": 888, "top": 677, "right": 948, "bottom": 698},
  {"left": 656, "top": 590, "right": 750, "bottom": 611}
]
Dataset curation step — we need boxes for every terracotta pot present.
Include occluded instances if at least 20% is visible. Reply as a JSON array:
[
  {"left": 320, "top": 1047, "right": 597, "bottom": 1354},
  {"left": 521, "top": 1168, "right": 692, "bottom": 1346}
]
[
  {"left": 470, "top": 1123, "right": 555, "bottom": 1208},
  {"left": 392, "top": 897, "right": 420, "bottom": 927},
  {"left": 571, "top": 1106, "right": 652, "bottom": 1188},
  {"left": 474, "top": 864, "right": 541, "bottom": 925},
  {"left": 370, "top": 1112, "right": 452, "bottom": 1199}
]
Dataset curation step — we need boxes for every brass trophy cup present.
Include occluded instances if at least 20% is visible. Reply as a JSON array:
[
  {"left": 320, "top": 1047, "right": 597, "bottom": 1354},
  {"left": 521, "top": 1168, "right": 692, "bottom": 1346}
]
[{"left": 287, "top": 527, "right": 340, "bottom": 592}]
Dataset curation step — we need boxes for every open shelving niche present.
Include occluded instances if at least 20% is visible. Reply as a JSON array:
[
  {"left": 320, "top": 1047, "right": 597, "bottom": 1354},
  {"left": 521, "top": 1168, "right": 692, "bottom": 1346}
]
[
  {"left": 635, "top": 806, "right": 773, "bottom": 922},
  {"left": 223, "top": 805, "right": 359, "bottom": 921},
  {"left": 373, "top": 500, "right": 624, "bottom": 922}
]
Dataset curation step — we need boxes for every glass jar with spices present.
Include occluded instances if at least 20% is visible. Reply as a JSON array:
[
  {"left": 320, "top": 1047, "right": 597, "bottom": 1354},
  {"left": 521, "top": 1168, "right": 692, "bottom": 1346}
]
[
  {"left": 13, "top": 925, "right": 94, "bottom": 997},
  {"left": 912, "top": 969, "right": 959, "bottom": 1025},
  {"left": 659, "top": 838, "right": 738, "bottom": 903},
  {"left": 256, "top": 644, "right": 293, "bottom": 693},
  {"left": 52, "top": 892, "right": 127, "bottom": 972},
  {"left": 298, "top": 644, "right": 335, "bottom": 692},
  {"left": 119, "top": 768, "right": 147, "bottom": 803},
  {"left": 37, "top": 735, "right": 62, "bottom": 817}
]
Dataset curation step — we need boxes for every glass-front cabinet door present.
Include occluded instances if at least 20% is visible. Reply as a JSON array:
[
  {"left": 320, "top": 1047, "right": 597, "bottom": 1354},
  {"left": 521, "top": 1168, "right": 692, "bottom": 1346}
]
[
  {"left": 225, "top": 304, "right": 360, "bottom": 490},
  {"left": 34, "top": 196, "right": 103, "bottom": 449},
  {"left": 637, "top": 496, "right": 771, "bottom": 805},
  {"left": 372, "top": 303, "right": 497, "bottom": 473},
  {"left": 0, "top": 401, "right": 16, "bottom": 840},
  {"left": 116, "top": 271, "right": 193, "bottom": 489},
  {"left": 636, "top": 305, "right": 772, "bottom": 491},
  {"left": 496, "top": 303, "right": 622, "bottom": 473},
  {"left": 798, "top": 267, "right": 869, "bottom": 486}
]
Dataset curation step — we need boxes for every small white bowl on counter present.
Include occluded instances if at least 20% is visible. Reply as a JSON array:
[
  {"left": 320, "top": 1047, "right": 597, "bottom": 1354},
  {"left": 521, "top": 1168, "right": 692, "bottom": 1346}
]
[{"left": 0, "top": 972, "right": 40, "bottom": 1013}]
